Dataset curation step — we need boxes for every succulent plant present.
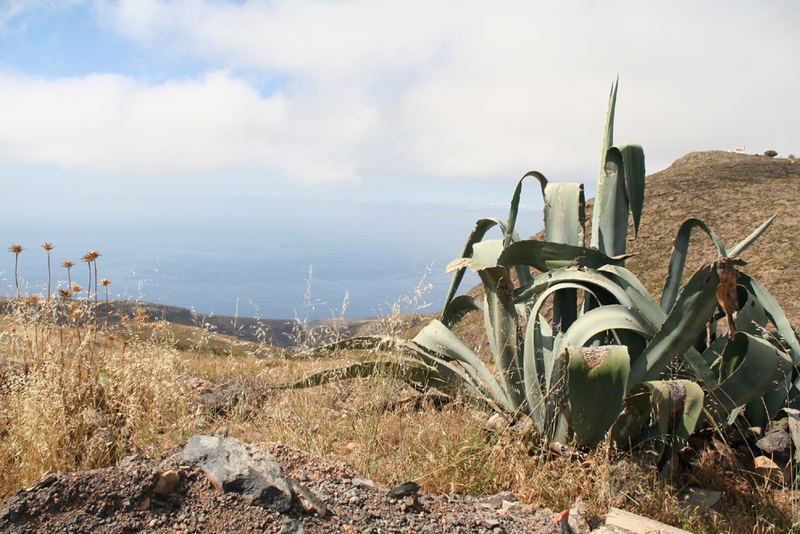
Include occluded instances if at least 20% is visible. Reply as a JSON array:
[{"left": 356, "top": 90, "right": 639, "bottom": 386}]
[{"left": 284, "top": 80, "right": 800, "bottom": 449}]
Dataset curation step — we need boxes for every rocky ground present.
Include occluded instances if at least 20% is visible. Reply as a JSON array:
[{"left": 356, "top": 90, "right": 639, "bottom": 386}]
[{"left": 0, "top": 436, "right": 624, "bottom": 534}]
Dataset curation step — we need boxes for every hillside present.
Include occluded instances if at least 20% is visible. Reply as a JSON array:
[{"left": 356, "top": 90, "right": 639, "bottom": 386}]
[
  {"left": 461, "top": 151, "right": 800, "bottom": 327},
  {"left": 622, "top": 151, "right": 799, "bottom": 325}
]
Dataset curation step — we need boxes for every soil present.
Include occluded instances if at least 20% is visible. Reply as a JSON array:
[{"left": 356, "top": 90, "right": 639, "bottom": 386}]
[{"left": 0, "top": 441, "right": 581, "bottom": 534}]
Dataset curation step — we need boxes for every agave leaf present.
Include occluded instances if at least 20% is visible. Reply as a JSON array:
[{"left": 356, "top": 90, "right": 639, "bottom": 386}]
[
  {"left": 630, "top": 264, "right": 720, "bottom": 387},
  {"left": 441, "top": 295, "right": 483, "bottom": 328},
  {"left": 543, "top": 182, "right": 586, "bottom": 247},
  {"left": 543, "top": 182, "right": 586, "bottom": 332},
  {"left": 553, "top": 304, "right": 653, "bottom": 358},
  {"left": 516, "top": 266, "right": 633, "bottom": 307},
  {"left": 590, "top": 78, "right": 618, "bottom": 255},
  {"left": 411, "top": 319, "right": 513, "bottom": 410},
  {"left": 607, "top": 143, "right": 646, "bottom": 238},
  {"left": 735, "top": 287, "right": 769, "bottom": 336},
  {"left": 546, "top": 347, "right": 571, "bottom": 443},
  {"left": 299, "top": 334, "right": 404, "bottom": 356},
  {"left": 567, "top": 345, "right": 630, "bottom": 445},
  {"left": 443, "top": 218, "right": 509, "bottom": 312},
  {"left": 597, "top": 265, "right": 664, "bottom": 330},
  {"left": 727, "top": 215, "right": 777, "bottom": 257},
  {"left": 479, "top": 266, "right": 526, "bottom": 410},
  {"left": 739, "top": 273, "right": 800, "bottom": 364},
  {"left": 744, "top": 374, "right": 792, "bottom": 430},
  {"left": 497, "top": 239, "right": 629, "bottom": 273},
  {"left": 707, "top": 331, "right": 793, "bottom": 419},
  {"left": 522, "top": 311, "right": 553, "bottom": 431},
  {"left": 506, "top": 170, "right": 548, "bottom": 247},
  {"left": 660, "top": 218, "right": 727, "bottom": 313},
  {"left": 612, "top": 380, "right": 705, "bottom": 446},
  {"left": 278, "top": 359, "right": 452, "bottom": 391}
]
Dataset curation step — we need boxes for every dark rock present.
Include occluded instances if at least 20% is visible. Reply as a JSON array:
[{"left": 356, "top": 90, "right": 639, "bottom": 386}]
[
  {"left": 387, "top": 481, "right": 420, "bottom": 498},
  {"left": 181, "top": 435, "right": 292, "bottom": 512}
]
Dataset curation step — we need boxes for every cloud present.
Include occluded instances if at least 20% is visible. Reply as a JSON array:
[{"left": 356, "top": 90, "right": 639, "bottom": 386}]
[
  {"left": 1, "top": 1, "right": 798, "bottom": 187},
  {"left": 0, "top": 70, "right": 370, "bottom": 183}
]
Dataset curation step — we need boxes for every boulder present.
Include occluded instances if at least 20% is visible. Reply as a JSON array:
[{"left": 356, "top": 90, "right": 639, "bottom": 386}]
[{"left": 182, "top": 435, "right": 292, "bottom": 511}]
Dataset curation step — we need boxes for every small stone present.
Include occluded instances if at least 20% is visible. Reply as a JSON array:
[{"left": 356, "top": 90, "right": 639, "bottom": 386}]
[
  {"left": 678, "top": 487, "right": 722, "bottom": 513},
  {"left": 351, "top": 477, "right": 375, "bottom": 489},
  {"left": 387, "top": 481, "right": 419, "bottom": 498},
  {"left": 484, "top": 516, "right": 501, "bottom": 529},
  {"left": 154, "top": 470, "right": 181, "bottom": 497},
  {"left": 279, "top": 519, "right": 306, "bottom": 534},
  {"left": 756, "top": 430, "right": 791, "bottom": 455}
]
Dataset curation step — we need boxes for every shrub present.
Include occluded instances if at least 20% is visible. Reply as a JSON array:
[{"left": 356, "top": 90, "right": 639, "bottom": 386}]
[{"left": 765, "top": 149, "right": 778, "bottom": 157}]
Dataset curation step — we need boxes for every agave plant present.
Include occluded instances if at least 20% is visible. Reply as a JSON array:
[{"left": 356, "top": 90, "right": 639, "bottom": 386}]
[{"left": 284, "top": 80, "right": 800, "bottom": 448}]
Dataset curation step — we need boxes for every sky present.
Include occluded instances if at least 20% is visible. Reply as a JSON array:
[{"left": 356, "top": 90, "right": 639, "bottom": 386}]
[{"left": 1, "top": 1, "right": 798, "bottom": 319}]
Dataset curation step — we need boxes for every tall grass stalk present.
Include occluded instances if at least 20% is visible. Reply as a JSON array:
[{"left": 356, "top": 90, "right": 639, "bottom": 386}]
[{"left": 8, "top": 244, "right": 23, "bottom": 298}]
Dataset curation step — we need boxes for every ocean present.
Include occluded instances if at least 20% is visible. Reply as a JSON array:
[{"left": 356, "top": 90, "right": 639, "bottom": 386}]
[{"left": 4, "top": 198, "right": 544, "bottom": 321}]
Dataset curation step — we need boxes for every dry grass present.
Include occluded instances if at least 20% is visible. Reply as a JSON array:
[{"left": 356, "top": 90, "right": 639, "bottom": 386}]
[{"left": 0, "top": 296, "right": 797, "bottom": 532}]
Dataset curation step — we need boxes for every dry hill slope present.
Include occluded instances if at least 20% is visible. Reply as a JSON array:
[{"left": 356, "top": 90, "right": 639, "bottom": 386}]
[{"left": 622, "top": 151, "right": 799, "bottom": 325}]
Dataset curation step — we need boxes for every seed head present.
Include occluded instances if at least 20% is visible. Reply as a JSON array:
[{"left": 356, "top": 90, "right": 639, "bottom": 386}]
[
  {"left": 82, "top": 250, "right": 101, "bottom": 262},
  {"left": 71, "top": 283, "right": 82, "bottom": 293},
  {"left": 62, "top": 260, "right": 74, "bottom": 269},
  {"left": 101, "top": 278, "right": 111, "bottom": 287},
  {"left": 9, "top": 244, "right": 23, "bottom": 254},
  {"left": 58, "top": 289, "right": 72, "bottom": 298},
  {"left": 42, "top": 242, "right": 54, "bottom": 251}
]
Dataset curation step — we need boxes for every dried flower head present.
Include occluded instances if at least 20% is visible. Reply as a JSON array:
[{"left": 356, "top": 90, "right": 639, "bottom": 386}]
[
  {"left": 58, "top": 289, "right": 72, "bottom": 299},
  {"left": 9, "top": 244, "right": 23, "bottom": 254},
  {"left": 42, "top": 242, "right": 54, "bottom": 251},
  {"left": 73, "top": 309, "right": 83, "bottom": 319},
  {"left": 25, "top": 295, "right": 40, "bottom": 306},
  {"left": 71, "top": 284, "right": 82, "bottom": 293},
  {"left": 68, "top": 301, "right": 78, "bottom": 311},
  {"left": 82, "top": 250, "right": 101, "bottom": 262},
  {"left": 62, "top": 260, "right": 74, "bottom": 269},
  {"left": 101, "top": 278, "right": 111, "bottom": 287}
]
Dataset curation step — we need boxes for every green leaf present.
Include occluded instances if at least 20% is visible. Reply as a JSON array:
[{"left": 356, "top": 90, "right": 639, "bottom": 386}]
[
  {"left": 479, "top": 266, "right": 525, "bottom": 410},
  {"left": 506, "top": 171, "right": 548, "bottom": 247},
  {"left": 660, "top": 218, "right": 727, "bottom": 313},
  {"left": 542, "top": 181, "right": 586, "bottom": 332},
  {"left": 277, "top": 359, "right": 451, "bottom": 391},
  {"left": 612, "top": 380, "right": 705, "bottom": 446},
  {"left": 554, "top": 304, "right": 654, "bottom": 357},
  {"left": 597, "top": 265, "right": 664, "bottom": 330},
  {"left": 739, "top": 273, "right": 800, "bottom": 365},
  {"left": 708, "top": 331, "right": 794, "bottom": 419},
  {"left": 516, "top": 266, "right": 633, "bottom": 307},
  {"left": 728, "top": 215, "right": 776, "bottom": 257},
  {"left": 443, "top": 218, "right": 509, "bottom": 312},
  {"left": 608, "top": 143, "right": 646, "bottom": 238},
  {"left": 441, "top": 295, "right": 483, "bottom": 328},
  {"left": 630, "top": 264, "right": 720, "bottom": 387},
  {"left": 497, "top": 239, "right": 629, "bottom": 273},
  {"left": 411, "top": 319, "right": 512, "bottom": 410},
  {"left": 567, "top": 345, "right": 630, "bottom": 445}
]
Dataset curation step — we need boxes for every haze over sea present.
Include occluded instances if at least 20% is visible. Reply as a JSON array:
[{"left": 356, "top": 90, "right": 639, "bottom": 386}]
[{"left": 5, "top": 192, "right": 544, "bottom": 321}]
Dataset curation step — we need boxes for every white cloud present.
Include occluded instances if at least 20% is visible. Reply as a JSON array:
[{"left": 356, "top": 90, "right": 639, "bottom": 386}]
[
  {"left": 2, "top": 1, "right": 799, "bottom": 187},
  {"left": 0, "top": 70, "right": 370, "bottom": 183}
]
